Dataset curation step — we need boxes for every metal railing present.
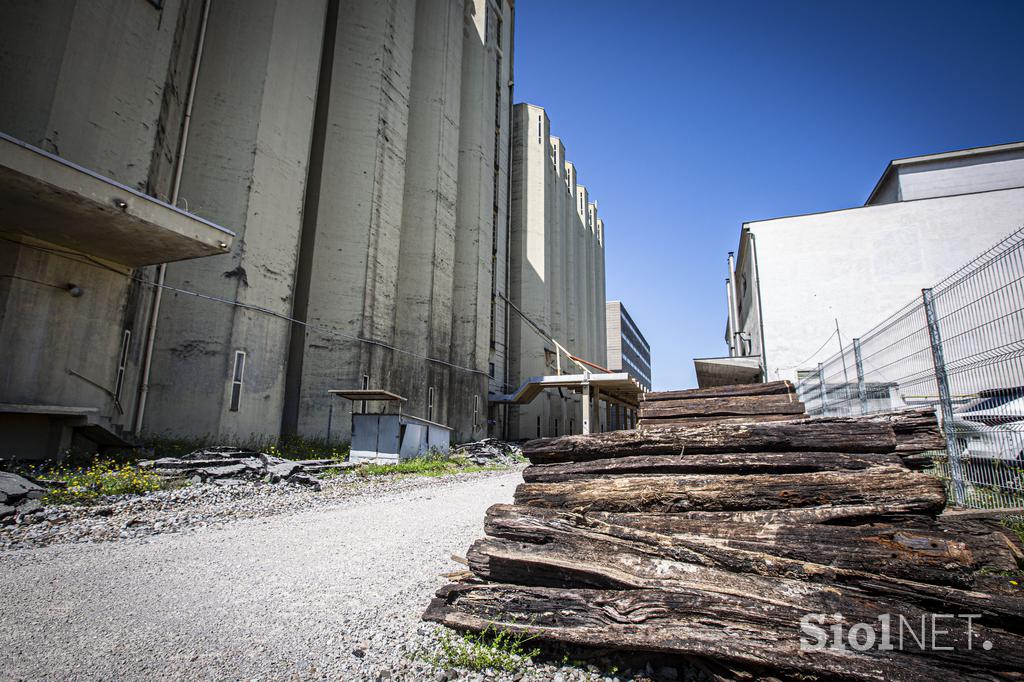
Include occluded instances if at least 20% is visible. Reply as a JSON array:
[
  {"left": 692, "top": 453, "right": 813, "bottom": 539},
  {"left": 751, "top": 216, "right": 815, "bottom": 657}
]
[{"left": 796, "top": 226, "right": 1024, "bottom": 509}]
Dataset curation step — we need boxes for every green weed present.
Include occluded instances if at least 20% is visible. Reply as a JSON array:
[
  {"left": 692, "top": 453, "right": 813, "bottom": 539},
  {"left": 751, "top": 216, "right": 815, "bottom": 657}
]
[
  {"left": 37, "top": 459, "right": 168, "bottom": 506},
  {"left": 423, "top": 626, "right": 540, "bottom": 673},
  {"left": 356, "top": 451, "right": 503, "bottom": 478}
]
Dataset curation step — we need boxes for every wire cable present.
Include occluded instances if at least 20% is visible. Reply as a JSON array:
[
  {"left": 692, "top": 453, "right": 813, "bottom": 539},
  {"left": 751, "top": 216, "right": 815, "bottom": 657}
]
[{"left": 6, "top": 237, "right": 489, "bottom": 378}]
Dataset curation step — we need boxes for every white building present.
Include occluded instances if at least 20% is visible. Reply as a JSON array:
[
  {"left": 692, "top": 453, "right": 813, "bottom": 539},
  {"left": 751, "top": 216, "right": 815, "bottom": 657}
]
[{"left": 697, "top": 141, "right": 1024, "bottom": 388}]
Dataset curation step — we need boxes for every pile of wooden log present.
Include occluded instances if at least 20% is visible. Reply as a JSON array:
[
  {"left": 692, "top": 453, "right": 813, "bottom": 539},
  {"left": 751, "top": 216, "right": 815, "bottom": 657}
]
[
  {"left": 637, "top": 380, "right": 805, "bottom": 428},
  {"left": 425, "top": 397, "right": 1024, "bottom": 681}
]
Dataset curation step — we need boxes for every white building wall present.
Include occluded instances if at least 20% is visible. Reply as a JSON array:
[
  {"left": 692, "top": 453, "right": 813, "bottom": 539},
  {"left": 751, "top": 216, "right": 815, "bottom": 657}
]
[
  {"left": 869, "top": 146, "right": 1024, "bottom": 205},
  {"left": 743, "top": 186, "right": 1024, "bottom": 383}
]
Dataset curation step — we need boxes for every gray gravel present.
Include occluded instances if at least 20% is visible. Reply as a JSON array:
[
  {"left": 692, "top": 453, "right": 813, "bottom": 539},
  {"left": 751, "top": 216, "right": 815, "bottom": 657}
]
[{"left": 0, "top": 470, "right": 669, "bottom": 682}]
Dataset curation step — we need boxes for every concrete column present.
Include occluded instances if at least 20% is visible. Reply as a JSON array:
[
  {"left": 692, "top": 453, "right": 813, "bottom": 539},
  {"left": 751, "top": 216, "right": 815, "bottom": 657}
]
[
  {"left": 598, "top": 215, "right": 602, "bottom": 368},
  {"left": 509, "top": 104, "right": 551, "bottom": 439},
  {"left": 394, "top": 0, "right": 464, "bottom": 427},
  {"left": 575, "top": 183, "right": 591, "bottom": 361},
  {"left": 288, "top": 0, "right": 417, "bottom": 438},
  {"left": 149, "top": 0, "right": 326, "bottom": 438},
  {"left": 449, "top": 0, "right": 496, "bottom": 441},
  {"left": 582, "top": 383, "right": 591, "bottom": 435}
]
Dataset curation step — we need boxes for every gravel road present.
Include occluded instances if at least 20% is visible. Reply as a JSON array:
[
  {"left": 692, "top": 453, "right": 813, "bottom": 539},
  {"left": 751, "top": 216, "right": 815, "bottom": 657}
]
[{"left": 0, "top": 471, "right": 538, "bottom": 681}]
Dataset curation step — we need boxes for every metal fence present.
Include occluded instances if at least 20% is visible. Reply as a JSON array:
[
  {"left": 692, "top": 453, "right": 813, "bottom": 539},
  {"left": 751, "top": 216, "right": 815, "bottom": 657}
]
[{"left": 795, "top": 226, "right": 1024, "bottom": 509}]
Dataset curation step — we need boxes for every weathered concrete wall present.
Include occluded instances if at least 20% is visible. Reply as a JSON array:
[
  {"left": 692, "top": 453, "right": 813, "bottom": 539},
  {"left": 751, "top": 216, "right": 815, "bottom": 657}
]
[
  {"left": 395, "top": 0, "right": 463, "bottom": 429},
  {"left": 2, "top": 0, "right": 519, "bottom": 452},
  {"left": 455, "top": 0, "right": 511, "bottom": 442},
  {"left": 287, "top": 0, "right": 416, "bottom": 440},
  {"left": 0, "top": 0, "right": 200, "bottom": 452},
  {"left": 147, "top": 0, "right": 326, "bottom": 438},
  {"left": 740, "top": 186, "right": 1024, "bottom": 383}
]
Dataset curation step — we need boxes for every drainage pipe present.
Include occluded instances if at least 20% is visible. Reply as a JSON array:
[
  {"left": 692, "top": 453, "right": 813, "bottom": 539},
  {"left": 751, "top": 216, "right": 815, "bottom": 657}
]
[{"left": 134, "top": 0, "right": 212, "bottom": 434}]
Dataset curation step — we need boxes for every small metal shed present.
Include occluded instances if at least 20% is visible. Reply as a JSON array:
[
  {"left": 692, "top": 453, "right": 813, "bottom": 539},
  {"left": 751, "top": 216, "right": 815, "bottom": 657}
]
[{"left": 327, "top": 389, "right": 452, "bottom": 464}]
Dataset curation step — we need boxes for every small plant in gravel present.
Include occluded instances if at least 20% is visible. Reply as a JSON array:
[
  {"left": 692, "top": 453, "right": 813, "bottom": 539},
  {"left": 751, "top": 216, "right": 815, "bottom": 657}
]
[
  {"left": 37, "top": 459, "right": 167, "bottom": 506},
  {"left": 424, "top": 626, "right": 540, "bottom": 673}
]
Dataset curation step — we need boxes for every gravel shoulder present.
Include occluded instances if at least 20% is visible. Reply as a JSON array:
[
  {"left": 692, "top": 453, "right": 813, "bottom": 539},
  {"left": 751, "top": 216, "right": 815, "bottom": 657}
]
[{"left": 0, "top": 471, "right": 528, "bottom": 681}]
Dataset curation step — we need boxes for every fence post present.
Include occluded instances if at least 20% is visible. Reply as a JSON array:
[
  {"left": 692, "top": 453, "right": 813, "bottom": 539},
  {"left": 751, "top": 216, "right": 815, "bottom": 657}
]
[
  {"left": 852, "top": 337, "right": 867, "bottom": 415},
  {"left": 817, "top": 362, "right": 827, "bottom": 414},
  {"left": 922, "top": 288, "right": 966, "bottom": 506}
]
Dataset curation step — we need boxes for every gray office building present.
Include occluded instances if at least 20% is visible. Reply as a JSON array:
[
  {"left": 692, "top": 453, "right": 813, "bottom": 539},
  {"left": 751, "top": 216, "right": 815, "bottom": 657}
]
[{"left": 605, "top": 301, "right": 651, "bottom": 428}]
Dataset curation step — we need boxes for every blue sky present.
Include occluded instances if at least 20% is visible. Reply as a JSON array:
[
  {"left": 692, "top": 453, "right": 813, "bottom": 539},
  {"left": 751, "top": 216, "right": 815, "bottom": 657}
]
[{"left": 512, "top": 0, "right": 1024, "bottom": 391}]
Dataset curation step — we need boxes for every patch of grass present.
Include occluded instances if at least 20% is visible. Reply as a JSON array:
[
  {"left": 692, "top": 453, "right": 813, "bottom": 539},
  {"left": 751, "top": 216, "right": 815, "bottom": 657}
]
[
  {"left": 423, "top": 626, "right": 540, "bottom": 674},
  {"left": 356, "top": 451, "right": 504, "bottom": 478},
  {"left": 37, "top": 458, "right": 168, "bottom": 506}
]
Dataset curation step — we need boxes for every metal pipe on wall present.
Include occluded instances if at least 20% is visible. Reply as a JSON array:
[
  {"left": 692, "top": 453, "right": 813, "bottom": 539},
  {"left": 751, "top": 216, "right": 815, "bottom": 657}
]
[{"left": 134, "top": 0, "right": 212, "bottom": 434}]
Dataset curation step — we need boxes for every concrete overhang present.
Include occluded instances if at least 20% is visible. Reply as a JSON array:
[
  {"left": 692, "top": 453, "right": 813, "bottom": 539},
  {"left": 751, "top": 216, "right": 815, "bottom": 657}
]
[
  {"left": 491, "top": 372, "right": 645, "bottom": 409},
  {"left": 0, "top": 132, "right": 234, "bottom": 266},
  {"left": 694, "top": 356, "right": 763, "bottom": 388}
]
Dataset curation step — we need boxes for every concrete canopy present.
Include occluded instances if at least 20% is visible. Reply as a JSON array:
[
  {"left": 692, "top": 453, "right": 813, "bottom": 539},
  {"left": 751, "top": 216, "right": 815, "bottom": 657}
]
[
  {"left": 0, "top": 132, "right": 234, "bottom": 266},
  {"left": 694, "top": 356, "right": 763, "bottom": 388}
]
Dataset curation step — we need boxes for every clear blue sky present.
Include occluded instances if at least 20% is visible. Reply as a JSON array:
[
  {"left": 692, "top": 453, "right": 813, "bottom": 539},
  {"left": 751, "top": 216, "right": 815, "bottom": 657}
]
[{"left": 512, "top": 0, "right": 1024, "bottom": 391}]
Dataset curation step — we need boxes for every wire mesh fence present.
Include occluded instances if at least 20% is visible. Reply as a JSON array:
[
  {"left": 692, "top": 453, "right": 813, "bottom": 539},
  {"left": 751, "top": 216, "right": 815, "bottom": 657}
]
[{"left": 795, "top": 226, "right": 1024, "bottom": 509}]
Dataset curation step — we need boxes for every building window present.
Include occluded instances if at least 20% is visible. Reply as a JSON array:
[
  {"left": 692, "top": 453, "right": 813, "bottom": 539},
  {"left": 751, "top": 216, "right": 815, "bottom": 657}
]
[
  {"left": 473, "top": 395, "right": 480, "bottom": 430},
  {"left": 113, "top": 330, "right": 131, "bottom": 403},
  {"left": 536, "top": 415, "right": 541, "bottom": 438},
  {"left": 537, "top": 116, "right": 542, "bottom": 144},
  {"left": 229, "top": 351, "right": 246, "bottom": 412},
  {"left": 554, "top": 418, "right": 559, "bottom": 435},
  {"left": 570, "top": 418, "right": 574, "bottom": 434},
  {"left": 428, "top": 386, "right": 435, "bottom": 422},
  {"left": 489, "top": 362, "right": 495, "bottom": 378},
  {"left": 360, "top": 374, "right": 369, "bottom": 414}
]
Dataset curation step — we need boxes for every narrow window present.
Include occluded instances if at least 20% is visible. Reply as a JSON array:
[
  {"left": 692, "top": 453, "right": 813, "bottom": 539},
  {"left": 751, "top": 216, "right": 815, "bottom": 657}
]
[
  {"left": 229, "top": 351, "right": 246, "bottom": 412},
  {"left": 536, "top": 415, "right": 541, "bottom": 438},
  {"left": 473, "top": 395, "right": 480, "bottom": 430},
  {"left": 554, "top": 418, "right": 559, "bottom": 435},
  {"left": 489, "top": 362, "right": 496, "bottom": 378},
  {"left": 113, "top": 330, "right": 131, "bottom": 403},
  {"left": 360, "top": 374, "right": 369, "bottom": 414},
  {"left": 537, "top": 116, "right": 542, "bottom": 144},
  {"left": 570, "top": 418, "right": 575, "bottom": 434},
  {"left": 428, "top": 386, "right": 435, "bottom": 422}
]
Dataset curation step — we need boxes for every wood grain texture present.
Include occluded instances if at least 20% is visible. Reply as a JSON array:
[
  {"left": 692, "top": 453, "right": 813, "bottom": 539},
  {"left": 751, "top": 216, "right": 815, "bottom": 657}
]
[
  {"left": 522, "top": 451, "right": 905, "bottom": 483},
  {"left": 513, "top": 467, "right": 948, "bottom": 515},
  {"left": 424, "top": 582, "right": 1024, "bottom": 682},
  {"left": 638, "top": 394, "right": 804, "bottom": 419},
  {"left": 641, "top": 381, "right": 795, "bottom": 402}
]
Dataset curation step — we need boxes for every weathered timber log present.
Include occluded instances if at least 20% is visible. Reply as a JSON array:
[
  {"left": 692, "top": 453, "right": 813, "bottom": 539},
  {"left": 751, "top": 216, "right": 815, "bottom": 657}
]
[
  {"left": 641, "top": 381, "right": 794, "bottom": 402},
  {"left": 594, "top": 504, "right": 942, "bottom": 525},
  {"left": 424, "top": 582, "right": 1024, "bottom": 682},
  {"left": 467, "top": 533, "right": 1024, "bottom": 631},
  {"left": 513, "top": 467, "right": 947, "bottom": 514},
  {"left": 522, "top": 451, "right": 905, "bottom": 483},
  {"left": 523, "top": 418, "right": 899, "bottom": 464},
  {"left": 637, "top": 413, "right": 802, "bottom": 427},
  {"left": 865, "top": 408, "right": 947, "bottom": 452},
  {"left": 524, "top": 410, "right": 944, "bottom": 464},
  {"left": 638, "top": 394, "right": 805, "bottom": 419},
  {"left": 482, "top": 504, "right": 1022, "bottom": 591}
]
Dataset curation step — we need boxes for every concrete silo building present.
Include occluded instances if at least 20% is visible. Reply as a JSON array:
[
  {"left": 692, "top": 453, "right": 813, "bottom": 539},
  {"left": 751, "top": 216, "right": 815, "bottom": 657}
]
[
  {"left": 495, "top": 103, "right": 610, "bottom": 440},
  {"left": 1, "top": 0, "right": 623, "bottom": 457}
]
